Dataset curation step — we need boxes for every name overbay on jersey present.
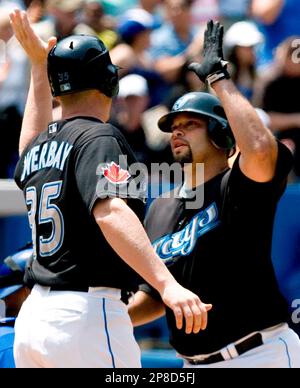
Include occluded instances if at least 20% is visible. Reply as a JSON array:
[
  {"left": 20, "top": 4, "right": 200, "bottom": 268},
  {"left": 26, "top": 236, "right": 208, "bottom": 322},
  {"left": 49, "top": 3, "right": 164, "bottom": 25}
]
[{"left": 20, "top": 141, "right": 73, "bottom": 182}]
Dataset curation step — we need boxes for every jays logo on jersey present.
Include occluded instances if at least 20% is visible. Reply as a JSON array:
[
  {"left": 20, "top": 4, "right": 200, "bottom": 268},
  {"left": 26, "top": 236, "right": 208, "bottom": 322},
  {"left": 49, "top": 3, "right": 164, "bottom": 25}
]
[
  {"left": 153, "top": 202, "right": 220, "bottom": 265},
  {"left": 102, "top": 162, "right": 131, "bottom": 184}
]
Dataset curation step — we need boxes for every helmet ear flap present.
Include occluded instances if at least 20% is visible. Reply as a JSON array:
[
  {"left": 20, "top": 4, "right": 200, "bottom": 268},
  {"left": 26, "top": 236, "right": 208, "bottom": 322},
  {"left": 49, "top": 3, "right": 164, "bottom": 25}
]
[
  {"left": 100, "top": 64, "right": 119, "bottom": 98},
  {"left": 207, "top": 118, "right": 236, "bottom": 153}
]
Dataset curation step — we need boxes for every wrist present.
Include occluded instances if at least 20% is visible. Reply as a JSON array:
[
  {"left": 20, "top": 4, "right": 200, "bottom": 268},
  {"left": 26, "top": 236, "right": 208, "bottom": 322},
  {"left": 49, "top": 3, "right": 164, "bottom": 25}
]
[
  {"left": 210, "top": 77, "right": 234, "bottom": 93},
  {"left": 31, "top": 63, "right": 48, "bottom": 82},
  {"left": 31, "top": 61, "right": 47, "bottom": 69},
  {"left": 206, "top": 68, "right": 230, "bottom": 86},
  {"left": 155, "top": 274, "right": 177, "bottom": 296}
]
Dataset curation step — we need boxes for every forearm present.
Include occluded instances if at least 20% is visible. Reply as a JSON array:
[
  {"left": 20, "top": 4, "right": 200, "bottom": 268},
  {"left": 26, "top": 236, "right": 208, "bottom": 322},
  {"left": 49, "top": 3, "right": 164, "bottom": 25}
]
[
  {"left": 95, "top": 200, "right": 212, "bottom": 334},
  {"left": 212, "top": 80, "right": 278, "bottom": 181},
  {"left": 251, "top": 0, "right": 283, "bottom": 24},
  {"left": 9, "top": 10, "right": 56, "bottom": 155},
  {"left": 129, "top": 291, "right": 165, "bottom": 327},
  {"left": 94, "top": 198, "right": 177, "bottom": 295},
  {"left": 19, "top": 63, "right": 53, "bottom": 155},
  {"left": 212, "top": 80, "right": 277, "bottom": 155}
]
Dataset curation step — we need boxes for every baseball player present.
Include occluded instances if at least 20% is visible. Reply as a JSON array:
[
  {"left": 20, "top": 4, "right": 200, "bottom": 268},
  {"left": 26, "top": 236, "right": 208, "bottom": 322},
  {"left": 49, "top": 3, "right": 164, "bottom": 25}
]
[
  {"left": 10, "top": 10, "right": 210, "bottom": 368},
  {"left": 0, "top": 248, "right": 32, "bottom": 368},
  {"left": 129, "top": 21, "right": 300, "bottom": 368}
]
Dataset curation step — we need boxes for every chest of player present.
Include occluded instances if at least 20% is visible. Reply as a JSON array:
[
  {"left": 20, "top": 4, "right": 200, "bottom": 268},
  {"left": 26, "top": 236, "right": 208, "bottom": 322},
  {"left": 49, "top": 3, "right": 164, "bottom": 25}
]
[
  {"left": 155, "top": 201, "right": 221, "bottom": 261},
  {"left": 148, "top": 197, "right": 237, "bottom": 297}
]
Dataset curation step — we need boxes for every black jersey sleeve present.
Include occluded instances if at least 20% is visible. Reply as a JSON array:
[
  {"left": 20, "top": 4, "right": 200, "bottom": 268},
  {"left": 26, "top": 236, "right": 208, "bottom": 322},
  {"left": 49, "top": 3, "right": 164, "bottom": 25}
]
[
  {"left": 74, "top": 135, "right": 146, "bottom": 214},
  {"left": 230, "top": 140, "right": 294, "bottom": 199}
]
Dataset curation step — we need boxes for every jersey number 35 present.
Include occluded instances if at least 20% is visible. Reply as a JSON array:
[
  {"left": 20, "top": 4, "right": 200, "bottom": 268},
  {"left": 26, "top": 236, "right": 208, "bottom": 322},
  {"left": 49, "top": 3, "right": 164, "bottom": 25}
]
[{"left": 26, "top": 181, "right": 64, "bottom": 259}]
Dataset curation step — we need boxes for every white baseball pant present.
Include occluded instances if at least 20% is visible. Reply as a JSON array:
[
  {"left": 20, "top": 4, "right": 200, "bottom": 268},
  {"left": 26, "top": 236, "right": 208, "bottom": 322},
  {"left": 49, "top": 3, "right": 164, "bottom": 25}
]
[
  {"left": 14, "top": 285, "right": 141, "bottom": 368},
  {"left": 183, "top": 323, "right": 300, "bottom": 368}
]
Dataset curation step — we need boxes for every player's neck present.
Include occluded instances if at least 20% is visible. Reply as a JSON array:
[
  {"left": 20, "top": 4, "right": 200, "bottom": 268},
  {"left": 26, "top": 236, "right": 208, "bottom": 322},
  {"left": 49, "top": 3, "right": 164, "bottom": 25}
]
[
  {"left": 61, "top": 107, "right": 109, "bottom": 123},
  {"left": 60, "top": 92, "right": 112, "bottom": 123},
  {"left": 183, "top": 158, "right": 228, "bottom": 189}
]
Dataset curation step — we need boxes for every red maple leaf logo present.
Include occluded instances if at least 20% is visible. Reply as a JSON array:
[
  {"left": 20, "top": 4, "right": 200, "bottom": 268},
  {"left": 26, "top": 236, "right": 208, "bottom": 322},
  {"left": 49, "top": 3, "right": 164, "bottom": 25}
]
[{"left": 102, "top": 162, "right": 131, "bottom": 184}]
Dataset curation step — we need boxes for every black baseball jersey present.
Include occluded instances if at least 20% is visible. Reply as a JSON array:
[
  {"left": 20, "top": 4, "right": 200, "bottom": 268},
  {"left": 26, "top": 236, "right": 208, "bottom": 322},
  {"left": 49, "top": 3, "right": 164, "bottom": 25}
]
[
  {"left": 140, "top": 142, "right": 293, "bottom": 356},
  {"left": 14, "top": 117, "right": 146, "bottom": 291}
]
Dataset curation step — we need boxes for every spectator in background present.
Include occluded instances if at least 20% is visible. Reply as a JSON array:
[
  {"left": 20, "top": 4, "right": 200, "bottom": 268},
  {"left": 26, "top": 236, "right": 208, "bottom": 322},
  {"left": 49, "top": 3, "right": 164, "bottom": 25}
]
[
  {"left": 111, "top": 74, "right": 151, "bottom": 164},
  {"left": 110, "top": 8, "right": 165, "bottom": 106},
  {"left": 251, "top": 0, "right": 300, "bottom": 68},
  {"left": 262, "top": 37, "right": 300, "bottom": 181},
  {"left": 25, "top": 0, "right": 45, "bottom": 24},
  {"left": 138, "top": 0, "right": 163, "bottom": 27},
  {"left": 100, "top": 0, "right": 137, "bottom": 17},
  {"left": 190, "top": 0, "right": 219, "bottom": 28},
  {"left": 0, "top": 0, "right": 24, "bottom": 12},
  {"left": 139, "top": 0, "right": 161, "bottom": 13},
  {"left": 219, "top": 0, "right": 250, "bottom": 29},
  {"left": 0, "top": 8, "right": 28, "bottom": 178},
  {"left": 112, "top": 8, "right": 155, "bottom": 73},
  {"left": 0, "top": 1, "right": 45, "bottom": 25},
  {"left": 148, "top": 0, "right": 204, "bottom": 106},
  {"left": 34, "top": 0, "right": 84, "bottom": 41},
  {"left": 0, "top": 248, "right": 32, "bottom": 368},
  {"left": 74, "top": 0, "right": 118, "bottom": 50},
  {"left": 111, "top": 73, "right": 173, "bottom": 165},
  {"left": 224, "top": 21, "right": 263, "bottom": 101},
  {"left": 149, "top": 0, "right": 203, "bottom": 84}
]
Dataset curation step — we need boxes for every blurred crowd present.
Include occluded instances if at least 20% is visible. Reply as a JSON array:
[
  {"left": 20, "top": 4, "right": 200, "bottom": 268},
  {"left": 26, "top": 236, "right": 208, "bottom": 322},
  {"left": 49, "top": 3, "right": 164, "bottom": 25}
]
[{"left": 1, "top": 0, "right": 300, "bottom": 181}]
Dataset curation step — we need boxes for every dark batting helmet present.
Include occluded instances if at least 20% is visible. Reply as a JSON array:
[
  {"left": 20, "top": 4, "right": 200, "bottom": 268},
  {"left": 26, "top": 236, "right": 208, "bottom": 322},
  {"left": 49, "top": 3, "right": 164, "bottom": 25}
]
[
  {"left": 158, "top": 92, "right": 236, "bottom": 153},
  {"left": 47, "top": 35, "right": 119, "bottom": 98},
  {"left": 0, "top": 248, "right": 33, "bottom": 300}
]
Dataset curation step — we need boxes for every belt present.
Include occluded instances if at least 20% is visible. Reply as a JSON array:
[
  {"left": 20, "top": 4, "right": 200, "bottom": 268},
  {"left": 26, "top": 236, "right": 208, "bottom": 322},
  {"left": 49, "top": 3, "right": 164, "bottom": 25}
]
[
  {"left": 186, "top": 333, "right": 263, "bottom": 365},
  {"left": 50, "top": 285, "right": 89, "bottom": 292},
  {"left": 49, "top": 285, "right": 132, "bottom": 305}
]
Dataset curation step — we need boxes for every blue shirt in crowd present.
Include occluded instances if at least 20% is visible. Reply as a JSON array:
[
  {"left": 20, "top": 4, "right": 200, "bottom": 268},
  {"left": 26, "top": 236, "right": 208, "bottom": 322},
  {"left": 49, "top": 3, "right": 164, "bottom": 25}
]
[
  {"left": 0, "top": 318, "right": 15, "bottom": 368},
  {"left": 257, "top": 0, "right": 300, "bottom": 65},
  {"left": 149, "top": 24, "right": 198, "bottom": 60}
]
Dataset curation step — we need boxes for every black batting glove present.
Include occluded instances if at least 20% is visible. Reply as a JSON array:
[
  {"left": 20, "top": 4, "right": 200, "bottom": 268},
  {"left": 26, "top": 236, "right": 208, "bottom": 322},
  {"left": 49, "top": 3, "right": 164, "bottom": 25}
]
[{"left": 188, "top": 20, "right": 230, "bottom": 85}]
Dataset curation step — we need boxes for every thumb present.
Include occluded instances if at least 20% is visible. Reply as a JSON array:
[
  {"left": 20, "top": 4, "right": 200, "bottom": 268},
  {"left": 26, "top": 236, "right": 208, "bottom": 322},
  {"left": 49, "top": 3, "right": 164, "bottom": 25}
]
[
  {"left": 47, "top": 36, "right": 57, "bottom": 53},
  {"left": 204, "top": 304, "right": 213, "bottom": 311}
]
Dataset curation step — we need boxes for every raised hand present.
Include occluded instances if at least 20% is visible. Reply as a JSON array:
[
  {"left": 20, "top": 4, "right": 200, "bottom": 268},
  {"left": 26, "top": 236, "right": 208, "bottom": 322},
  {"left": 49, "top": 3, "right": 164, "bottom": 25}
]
[
  {"left": 188, "top": 20, "right": 230, "bottom": 85},
  {"left": 10, "top": 9, "right": 57, "bottom": 65},
  {"left": 9, "top": 10, "right": 55, "bottom": 155}
]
